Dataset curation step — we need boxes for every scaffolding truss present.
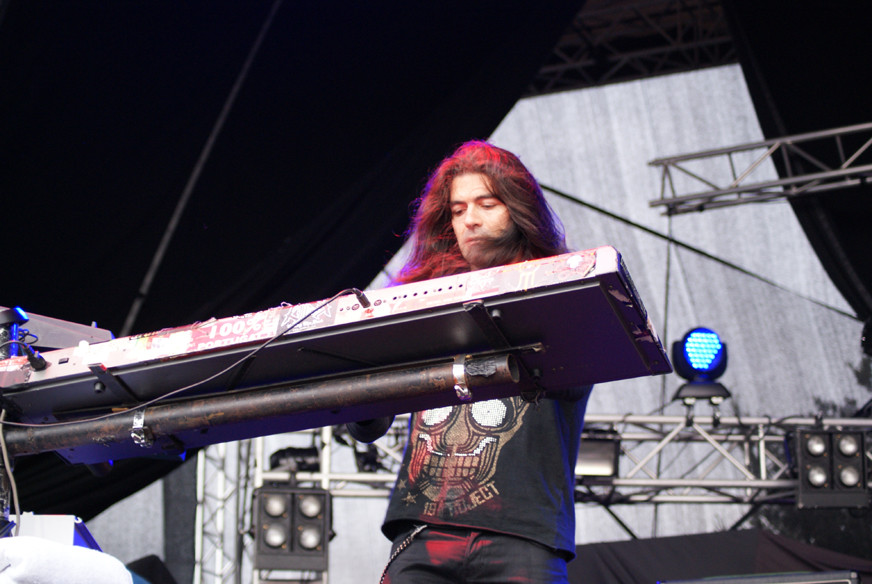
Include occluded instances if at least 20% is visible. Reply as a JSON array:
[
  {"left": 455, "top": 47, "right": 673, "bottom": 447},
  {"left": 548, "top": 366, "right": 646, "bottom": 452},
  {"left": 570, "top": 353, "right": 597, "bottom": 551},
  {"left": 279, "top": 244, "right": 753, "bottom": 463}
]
[
  {"left": 649, "top": 121, "right": 872, "bottom": 215},
  {"left": 194, "top": 413, "right": 872, "bottom": 583},
  {"left": 194, "top": 440, "right": 256, "bottom": 584},
  {"left": 527, "top": 0, "right": 736, "bottom": 96},
  {"left": 577, "top": 412, "right": 871, "bottom": 506}
]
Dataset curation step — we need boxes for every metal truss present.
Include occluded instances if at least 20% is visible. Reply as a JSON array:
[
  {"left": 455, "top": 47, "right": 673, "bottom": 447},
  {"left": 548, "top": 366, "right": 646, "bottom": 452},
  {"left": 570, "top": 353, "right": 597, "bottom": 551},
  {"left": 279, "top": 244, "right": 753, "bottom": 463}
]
[
  {"left": 527, "top": 0, "right": 736, "bottom": 96},
  {"left": 194, "top": 413, "right": 872, "bottom": 583},
  {"left": 577, "top": 412, "right": 872, "bottom": 506},
  {"left": 194, "top": 440, "right": 257, "bottom": 584},
  {"left": 263, "top": 413, "right": 872, "bottom": 506},
  {"left": 192, "top": 422, "right": 402, "bottom": 584},
  {"left": 649, "top": 121, "right": 872, "bottom": 215}
]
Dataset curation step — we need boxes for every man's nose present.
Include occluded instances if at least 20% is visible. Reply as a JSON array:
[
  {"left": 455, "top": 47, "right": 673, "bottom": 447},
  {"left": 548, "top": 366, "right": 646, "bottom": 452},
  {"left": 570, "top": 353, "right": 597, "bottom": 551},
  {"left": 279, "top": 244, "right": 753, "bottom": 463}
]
[{"left": 464, "top": 206, "right": 482, "bottom": 227}]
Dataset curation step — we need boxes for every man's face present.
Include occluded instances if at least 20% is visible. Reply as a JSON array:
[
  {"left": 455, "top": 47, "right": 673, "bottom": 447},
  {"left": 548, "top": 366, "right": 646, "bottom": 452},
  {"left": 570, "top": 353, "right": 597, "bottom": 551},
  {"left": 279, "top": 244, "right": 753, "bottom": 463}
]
[{"left": 449, "top": 173, "right": 513, "bottom": 271}]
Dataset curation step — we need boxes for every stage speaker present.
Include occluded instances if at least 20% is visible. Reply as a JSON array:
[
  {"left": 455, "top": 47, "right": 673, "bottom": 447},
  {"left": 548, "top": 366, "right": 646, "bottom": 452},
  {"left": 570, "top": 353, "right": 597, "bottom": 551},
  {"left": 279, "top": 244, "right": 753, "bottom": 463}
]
[{"left": 659, "top": 570, "right": 858, "bottom": 583}]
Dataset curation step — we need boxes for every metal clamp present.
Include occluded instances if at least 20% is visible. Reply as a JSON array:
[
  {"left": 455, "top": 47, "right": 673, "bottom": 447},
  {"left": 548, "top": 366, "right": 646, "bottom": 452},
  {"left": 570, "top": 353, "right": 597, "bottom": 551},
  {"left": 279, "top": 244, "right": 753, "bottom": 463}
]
[
  {"left": 452, "top": 355, "right": 472, "bottom": 402},
  {"left": 131, "top": 409, "right": 155, "bottom": 448}
]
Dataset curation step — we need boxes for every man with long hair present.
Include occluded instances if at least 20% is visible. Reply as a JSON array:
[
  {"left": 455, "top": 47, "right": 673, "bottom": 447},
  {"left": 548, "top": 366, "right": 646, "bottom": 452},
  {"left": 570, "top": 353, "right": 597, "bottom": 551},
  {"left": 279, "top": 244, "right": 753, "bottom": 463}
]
[
  {"left": 351, "top": 140, "right": 591, "bottom": 583},
  {"left": 394, "top": 140, "right": 568, "bottom": 283}
]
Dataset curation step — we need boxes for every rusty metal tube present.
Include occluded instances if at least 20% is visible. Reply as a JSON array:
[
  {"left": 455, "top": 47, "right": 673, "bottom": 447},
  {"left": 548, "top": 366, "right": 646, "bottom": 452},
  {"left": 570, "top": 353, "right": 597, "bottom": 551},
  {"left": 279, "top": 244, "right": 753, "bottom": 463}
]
[{"left": 3, "top": 353, "right": 519, "bottom": 459}]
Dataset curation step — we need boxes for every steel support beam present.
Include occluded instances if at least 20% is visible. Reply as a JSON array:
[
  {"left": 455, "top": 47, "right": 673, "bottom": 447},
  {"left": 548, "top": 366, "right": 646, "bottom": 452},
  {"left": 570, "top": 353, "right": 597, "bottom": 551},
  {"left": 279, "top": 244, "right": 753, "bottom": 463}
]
[
  {"left": 649, "top": 121, "right": 872, "bottom": 215},
  {"left": 258, "top": 413, "right": 872, "bottom": 506},
  {"left": 196, "top": 413, "right": 872, "bottom": 583},
  {"left": 527, "top": 0, "right": 736, "bottom": 95},
  {"left": 194, "top": 440, "right": 255, "bottom": 584}
]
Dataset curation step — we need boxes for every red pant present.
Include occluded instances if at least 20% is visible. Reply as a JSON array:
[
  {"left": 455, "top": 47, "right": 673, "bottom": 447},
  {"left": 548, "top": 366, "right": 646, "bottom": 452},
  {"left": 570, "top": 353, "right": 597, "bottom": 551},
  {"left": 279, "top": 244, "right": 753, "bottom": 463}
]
[{"left": 382, "top": 525, "right": 569, "bottom": 583}]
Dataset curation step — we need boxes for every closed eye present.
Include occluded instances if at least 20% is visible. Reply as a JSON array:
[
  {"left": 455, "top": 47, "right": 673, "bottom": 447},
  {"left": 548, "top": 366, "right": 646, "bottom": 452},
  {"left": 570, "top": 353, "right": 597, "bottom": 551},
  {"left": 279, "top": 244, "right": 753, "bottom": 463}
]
[{"left": 478, "top": 195, "right": 502, "bottom": 208}]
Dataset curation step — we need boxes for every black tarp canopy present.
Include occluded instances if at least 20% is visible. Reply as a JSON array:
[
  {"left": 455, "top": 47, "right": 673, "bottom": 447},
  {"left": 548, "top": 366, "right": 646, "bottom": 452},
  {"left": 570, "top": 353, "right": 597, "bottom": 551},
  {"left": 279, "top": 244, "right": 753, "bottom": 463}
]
[{"left": 0, "top": 0, "right": 584, "bottom": 518}]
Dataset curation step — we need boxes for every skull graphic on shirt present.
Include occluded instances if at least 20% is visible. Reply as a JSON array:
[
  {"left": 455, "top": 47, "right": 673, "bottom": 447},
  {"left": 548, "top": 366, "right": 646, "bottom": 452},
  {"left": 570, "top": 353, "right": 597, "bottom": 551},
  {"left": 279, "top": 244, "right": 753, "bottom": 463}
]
[{"left": 406, "top": 396, "right": 530, "bottom": 509}]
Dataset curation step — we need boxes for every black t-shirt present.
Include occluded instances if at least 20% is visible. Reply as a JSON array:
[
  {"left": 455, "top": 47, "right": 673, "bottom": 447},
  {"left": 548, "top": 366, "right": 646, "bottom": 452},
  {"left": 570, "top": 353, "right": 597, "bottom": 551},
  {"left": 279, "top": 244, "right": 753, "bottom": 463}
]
[{"left": 382, "top": 387, "right": 591, "bottom": 558}]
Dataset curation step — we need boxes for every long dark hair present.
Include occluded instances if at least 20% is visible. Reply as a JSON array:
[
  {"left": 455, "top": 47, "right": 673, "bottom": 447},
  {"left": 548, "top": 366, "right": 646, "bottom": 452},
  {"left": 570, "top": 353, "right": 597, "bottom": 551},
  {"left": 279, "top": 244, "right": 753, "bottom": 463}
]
[{"left": 395, "top": 140, "right": 567, "bottom": 284}]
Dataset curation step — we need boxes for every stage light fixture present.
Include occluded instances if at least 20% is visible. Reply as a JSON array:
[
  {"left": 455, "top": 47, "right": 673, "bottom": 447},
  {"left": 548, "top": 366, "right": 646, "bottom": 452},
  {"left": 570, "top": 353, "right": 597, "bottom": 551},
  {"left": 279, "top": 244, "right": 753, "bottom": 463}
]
[
  {"left": 263, "top": 491, "right": 289, "bottom": 517},
  {"left": 805, "top": 433, "right": 827, "bottom": 457},
  {"left": 298, "top": 493, "right": 323, "bottom": 518},
  {"left": 269, "top": 446, "right": 321, "bottom": 473},
  {"left": 796, "top": 430, "right": 869, "bottom": 509},
  {"left": 576, "top": 430, "right": 620, "bottom": 485},
  {"left": 672, "top": 327, "right": 727, "bottom": 383},
  {"left": 253, "top": 486, "right": 331, "bottom": 572},
  {"left": 671, "top": 328, "right": 731, "bottom": 416}
]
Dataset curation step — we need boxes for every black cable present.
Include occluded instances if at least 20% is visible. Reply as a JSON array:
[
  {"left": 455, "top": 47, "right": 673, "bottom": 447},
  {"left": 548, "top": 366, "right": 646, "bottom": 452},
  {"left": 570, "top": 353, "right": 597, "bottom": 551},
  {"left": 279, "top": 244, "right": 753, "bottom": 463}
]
[{"left": 0, "top": 340, "right": 46, "bottom": 370}]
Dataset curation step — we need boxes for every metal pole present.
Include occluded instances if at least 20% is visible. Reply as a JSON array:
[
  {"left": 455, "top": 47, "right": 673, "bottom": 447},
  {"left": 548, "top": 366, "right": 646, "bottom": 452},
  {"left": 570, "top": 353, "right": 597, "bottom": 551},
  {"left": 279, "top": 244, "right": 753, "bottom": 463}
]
[{"left": 3, "top": 354, "right": 520, "bottom": 459}]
